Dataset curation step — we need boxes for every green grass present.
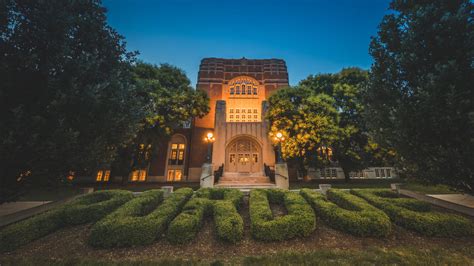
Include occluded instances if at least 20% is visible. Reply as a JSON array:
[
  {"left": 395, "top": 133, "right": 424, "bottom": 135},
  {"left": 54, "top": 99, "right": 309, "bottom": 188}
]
[
  {"left": 401, "top": 182, "right": 458, "bottom": 194},
  {"left": 290, "top": 179, "right": 397, "bottom": 190},
  {"left": 2, "top": 247, "right": 473, "bottom": 265},
  {"left": 17, "top": 186, "right": 82, "bottom": 201}
]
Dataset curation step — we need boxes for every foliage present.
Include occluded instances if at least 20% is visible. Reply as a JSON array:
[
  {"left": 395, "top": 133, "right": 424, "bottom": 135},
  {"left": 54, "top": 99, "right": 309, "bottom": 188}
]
[
  {"left": 116, "top": 62, "right": 210, "bottom": 175},
  {"left": 267, "top": 87, "right": 340, "bottom": 177},
  {"left": 351, "top": 189, "right": 474, "bottom": 237},
  {"left": 62, "top": 190, "right": 134, "bottom": 225},
  {"left": 0, "top": 0, "right": 145, "bottom": 202},
  {"left": 0, "top": 190, "right": 133, "bottom": 252},
  {"left": 249, "top": 189, "right": 315, "bottom": 241},
  {"left": 300, "top": 189, "right": 391, "bottom": 237},
  {"left": 365, "top": 0, "right": 474, "bottom": 192},
  {"left": 167, "top": 188, "right": 244, "bottom": 244},
  {"left": 88, "top": 188, "right": 193, "bottom": 247}
]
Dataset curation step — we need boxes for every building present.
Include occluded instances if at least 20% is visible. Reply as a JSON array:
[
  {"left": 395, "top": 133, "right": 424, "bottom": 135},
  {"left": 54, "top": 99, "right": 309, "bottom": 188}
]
[{"left": 89, "top": 57, "right": 396, "bottom": 185}]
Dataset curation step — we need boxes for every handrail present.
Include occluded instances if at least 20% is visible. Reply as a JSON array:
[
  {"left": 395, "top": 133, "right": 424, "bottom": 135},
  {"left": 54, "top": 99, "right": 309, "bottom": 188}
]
[
  {"left": 201, "top": 174, "right": 212, "bottom": 181},
  {"left": 275, "top": 173, "right": 288, "bottom": 180}
]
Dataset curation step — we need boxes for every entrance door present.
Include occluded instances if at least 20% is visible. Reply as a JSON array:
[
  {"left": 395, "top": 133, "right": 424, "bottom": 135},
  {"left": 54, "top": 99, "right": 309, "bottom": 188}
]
[{"left": 226, "top": 138, "right": 261, "bottom": 173}]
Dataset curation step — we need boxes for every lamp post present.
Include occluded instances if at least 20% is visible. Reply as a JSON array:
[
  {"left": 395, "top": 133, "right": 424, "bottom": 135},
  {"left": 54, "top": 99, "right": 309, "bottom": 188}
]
[
  {"left": 204, "top": 132, "right": 215, "bottom": 163},
  {"left": 274, "top": 132, "right": 285, "bottom": 163}
]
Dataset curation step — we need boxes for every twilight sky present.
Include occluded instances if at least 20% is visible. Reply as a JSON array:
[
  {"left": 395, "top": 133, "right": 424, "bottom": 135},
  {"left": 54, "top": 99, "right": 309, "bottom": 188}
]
[{"left": 103, "top": 0, "right": 392, "bottom": 86}]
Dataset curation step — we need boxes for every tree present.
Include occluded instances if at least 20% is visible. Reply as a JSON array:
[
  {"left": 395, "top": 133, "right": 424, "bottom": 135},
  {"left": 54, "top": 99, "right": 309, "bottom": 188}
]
[
  {"left": 115, "top": 62, "right": 209, "bottom": 177},
  {"left": 267, "top": 87, "right": 340, "bottom": 179},
  {"left": 300, "top": 68, "right": 371, "bottom": 181},
  {"left": 0, "top": 0, "right": 145, "bottom": 202},
  {"left": 365, "top": 0, "right": 474, "bottom": 191}
]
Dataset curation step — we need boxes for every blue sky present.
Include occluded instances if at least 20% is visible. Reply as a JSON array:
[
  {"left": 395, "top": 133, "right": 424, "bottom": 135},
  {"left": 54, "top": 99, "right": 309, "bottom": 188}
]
[{"left": 103, "top": 0, "right": 391, "bottom": 86}]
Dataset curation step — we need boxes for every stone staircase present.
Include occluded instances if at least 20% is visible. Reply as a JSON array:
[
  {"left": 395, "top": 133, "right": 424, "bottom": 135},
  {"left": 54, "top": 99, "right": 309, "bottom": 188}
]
[{"left": 215, "top": 172, "right": 276, "bottom": 190}]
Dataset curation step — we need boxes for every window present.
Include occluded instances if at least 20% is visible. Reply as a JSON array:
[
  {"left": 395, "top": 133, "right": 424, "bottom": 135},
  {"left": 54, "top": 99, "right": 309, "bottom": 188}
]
[
  {"left": 242, "top": 109, "right": 246, "bottom": 113},
  {"left": 104, "top": 170, "right": 110, "bottom": 181},
  {"left": 248, "top": 115, "right": 251, "bottom": 119},
  {"left": 236, "top": 86, "right": 240, "bottom": 95},
  {"left": 236, "top": 109, "right": 240, "bottom": 113},
  {"left": 386, "top": 169, "right": 391, "bottom": 177},
  {"left": 375, "top": 169, "right": 380, "bottom": 178},
  {"left": 380, "top": 169, "right": 385, "bottom": 177},
  {"left": 253, "top": 109, "right": 257, "bottom": 113},
  {"left": 331, "top": 169, "right": 337, "bottom": 178},
  {"left": 242, "top": 87, "right": 246, "bottom": 95},
  {"left": 254, "top": 115, "right": 258, "bottom": 119},
  {"left": 253, "top": 87, "right": 257, "bottom": 95},
  {"left": 167, "top": 169, "right": 182, "bottom": 181},
  {"left": 169, "top": 143, "right": 185, "bottom": 165},
  {"left": 230, "top": 115, "right": 233, "bottom": 119},
  {"left": 96, "top": 171, "right": 103, "bottom": 181},
  {"left": 236, "top": 115, "right": 239, "bottom": 119},
  {"left": 230, "top": 87, "right": 234, "bottom": 95},
  {"left": 230, "top": 109, "right": 234, "bottom": 113},
  {"left": 247, "top": 86, "right": 252, "bottom": 94},
  {"left": 131, "top": 169, "right": 146, "bottom": 182}
]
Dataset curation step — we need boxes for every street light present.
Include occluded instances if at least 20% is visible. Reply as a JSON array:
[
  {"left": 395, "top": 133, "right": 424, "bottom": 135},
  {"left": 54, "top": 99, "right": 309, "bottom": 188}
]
[
  {"left": 204, "top": 132, "right": 215, "bottom": 163},
  {"left": 274, "top": 131, "right": 285, "bottom": 163}
]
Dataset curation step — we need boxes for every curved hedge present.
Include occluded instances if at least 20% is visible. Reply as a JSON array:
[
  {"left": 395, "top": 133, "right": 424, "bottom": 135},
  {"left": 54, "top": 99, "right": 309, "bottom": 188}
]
[
  {"left": 167, "top": 188, "right": 243, "bottom": 244},
  {"left": 88, "top": 188, "right": 193, "bottom": 247},
  {"left": 300, "top": 189, "right": 391, "bottom": 237},
  {"left": 351, "top": 189, "right": 474, "bottom": 237},
  {"left": 0, "top": 190, "right": 133, "bottom": 252},
  {"left": 250, "top": 189, "right": 315, "bottom": 241}
]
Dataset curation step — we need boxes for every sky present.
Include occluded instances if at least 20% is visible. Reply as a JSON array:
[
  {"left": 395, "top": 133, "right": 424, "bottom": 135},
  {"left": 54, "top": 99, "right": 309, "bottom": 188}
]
[{"left": 103, "top": 0, "right": 392, "bottom": 86}]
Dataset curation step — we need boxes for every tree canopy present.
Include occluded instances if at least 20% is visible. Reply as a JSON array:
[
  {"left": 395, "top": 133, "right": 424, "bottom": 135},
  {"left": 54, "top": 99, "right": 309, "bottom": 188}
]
[{"left": 365, "top": 0, "right": 474, "bottom": 191}]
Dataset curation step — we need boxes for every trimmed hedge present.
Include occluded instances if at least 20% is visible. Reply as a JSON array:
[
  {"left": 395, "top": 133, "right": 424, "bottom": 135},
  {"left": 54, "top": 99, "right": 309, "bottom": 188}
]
[
  {"left": 300, "top": 189, "right": 391, "bottom": 237},
  {"left": 351, "top": 189, "right": 474, "bottom": 237},
  {"left": 250, "top": 189, "right": 316, "bottom": 241},
  {"left": 0, "top": 190, "right": 133, "bottom": 252},
  {"left": 167, "top": 188, "right": 243, "bottom": 244},
  {"left": 88, "top": 188, "right": 193, "bottom": 247}
]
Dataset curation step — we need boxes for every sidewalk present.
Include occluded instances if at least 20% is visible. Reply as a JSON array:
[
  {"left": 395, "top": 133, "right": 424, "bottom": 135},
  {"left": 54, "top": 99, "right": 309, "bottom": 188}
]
[{"left": 0, "top": 201, "right": 52, "bottom": 217}]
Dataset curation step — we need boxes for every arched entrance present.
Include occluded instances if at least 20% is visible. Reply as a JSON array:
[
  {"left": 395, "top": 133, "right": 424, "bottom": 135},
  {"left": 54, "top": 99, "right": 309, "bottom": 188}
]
[{"left": 225, "top": 137, "right": 261, "bottom": 173}]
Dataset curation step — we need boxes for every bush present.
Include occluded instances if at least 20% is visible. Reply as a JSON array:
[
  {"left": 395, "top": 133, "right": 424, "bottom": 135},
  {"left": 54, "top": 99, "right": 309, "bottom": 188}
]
[
  {"left": 249, "top": 189, "right": 315, "bottom": 241},
  {"left": 351, "top": 189, "right": 474, "bottom": 237},
  {"left": 63, "top": 190, "right": 134, "bottom": 225},
  {"left": 300, "top": 189, "right": 391, "bottom": 237},
  {"left": 167, "top": 188, "right": 243, "bottom": 244},
  {"left": 0, "top": 189, "right": 133, "bottom": 252},
  {"left": 88, "top": 188, "right": 193, "bottom": 247}
]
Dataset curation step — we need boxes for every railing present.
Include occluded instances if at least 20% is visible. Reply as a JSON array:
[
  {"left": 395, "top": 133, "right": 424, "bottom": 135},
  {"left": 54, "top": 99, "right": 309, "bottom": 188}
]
[
  {"left": 213, "top": 164, "right": 224, "bottom": 184},
  {"left": 264, "top": 163, "right": 275, "bottom": 182}
]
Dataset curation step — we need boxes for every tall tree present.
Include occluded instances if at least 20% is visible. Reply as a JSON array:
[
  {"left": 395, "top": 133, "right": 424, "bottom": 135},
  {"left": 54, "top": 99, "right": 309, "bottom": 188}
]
[
  {"left": 0, "top": 0, "right": 145, "bottom": 202},
  {"left": 366, "top": 0, "right": 474, "bottom": 191},
  {"left": 267, "top": 87, "right": 340, "bottom": 179},
  {"left": 116, "top": 62, "right": 209, "bottom": 177},
  {"left": 300, "top": 68, "right": 372, "bottom": 181}
]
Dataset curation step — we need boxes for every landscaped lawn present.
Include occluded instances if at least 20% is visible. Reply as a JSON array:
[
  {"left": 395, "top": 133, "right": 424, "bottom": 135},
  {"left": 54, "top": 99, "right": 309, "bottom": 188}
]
[{"left": 1, "top": 188, "right": 473, "bottom": 265}]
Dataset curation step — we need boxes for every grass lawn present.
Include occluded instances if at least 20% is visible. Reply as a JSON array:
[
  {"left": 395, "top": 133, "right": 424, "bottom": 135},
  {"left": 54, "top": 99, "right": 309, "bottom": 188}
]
[
  {"left": 290, "top": 178, "right": 399, "bottom": 190},
  {"left": 400, "top": 182, "right": 459, "bottom": 195},
  {"left": 1, "top": 194, "right": 473, "bottom": 265},
  {"left": 17, "top": 185, "right": 83, "bottom": 202}
]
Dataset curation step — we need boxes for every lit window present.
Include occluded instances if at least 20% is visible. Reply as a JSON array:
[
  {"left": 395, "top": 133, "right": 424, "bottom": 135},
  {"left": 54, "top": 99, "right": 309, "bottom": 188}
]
[
  {"left": 254, "top": 115, "right": 258, "bottom": 119},
  {"left": 175, "top": 170, "right": 182, "bottom": 181},
  {"left": 236, "top": 109, "right": 240, "bottom": 113},
  {"left": 131, "top": 170, "right": 139, "bottom": 181},
  {"left": 169, "top": 143, "right": 185, "bottom": 165},
  {"left": 167, "top": 170, "right": 182, "bottom": 181},
  {"left": 230, "top": 115, "right": 234, "bottom": 119},
  {"left": 254, "top": 109, "right": 257, "bottom": 113},
  {"left": 104, "top": 170, "right": 110, "bottom": 181},
  {"left": 96, "top": 171, "right": 103, "bottom": 182},
  {"left": 248, "top": 115, "right": 251, "bottom": 119},
  {"left": 167, "top": 170, "right": 174, "bottom": 181},
  {"left": 230, "top": 109, "right": 234, "bottom": 113},
  {"left": 236, "top": 115, "right": 239, "bottom": 119},
  {"left": 139, "top": 170, "right": 146, "bottom": 181}
]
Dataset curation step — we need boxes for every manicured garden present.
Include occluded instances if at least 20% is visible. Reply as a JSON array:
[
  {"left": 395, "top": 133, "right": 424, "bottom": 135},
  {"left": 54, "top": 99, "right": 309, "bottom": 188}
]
[{"left": 1, "top": 188, "right": 473, "bottom": 265}]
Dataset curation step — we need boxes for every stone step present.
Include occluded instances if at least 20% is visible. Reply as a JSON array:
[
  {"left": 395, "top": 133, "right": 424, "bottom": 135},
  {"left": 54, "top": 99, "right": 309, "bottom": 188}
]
[
  {"left": 220, "top": 176, "right": 270, "bottom": 183},
  {"left": 214, "top": 183, "right": 277, "bottom": 189}
]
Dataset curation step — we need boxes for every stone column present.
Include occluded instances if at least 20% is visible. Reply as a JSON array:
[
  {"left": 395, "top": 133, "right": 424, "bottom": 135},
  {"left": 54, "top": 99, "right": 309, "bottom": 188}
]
[
  {"left": 200, "top": 163, "right": 214, "bottom": 188},
  {"left": 275, "top": 163, "right": 289, "bottom": 190}
]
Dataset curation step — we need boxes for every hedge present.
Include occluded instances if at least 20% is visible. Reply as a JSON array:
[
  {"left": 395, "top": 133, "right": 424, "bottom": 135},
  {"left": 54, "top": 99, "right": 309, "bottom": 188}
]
[
  {"left": 351, "top": 189, "right": 474, "bottom": 237},
  {"left": 167, "top": 188, "right": 243, "bottom": 244},
  {"left": 300, "top": 189, "right": 391, "bottom": 237},
  {"left": 88, "top": 188, "right": 193, "bottom": 247},
  {"left": 249, "top": 189, "right": 315, "bottom": 241},
  {"left": 0, "top": 190, "right": 133, "bottom": 252}
]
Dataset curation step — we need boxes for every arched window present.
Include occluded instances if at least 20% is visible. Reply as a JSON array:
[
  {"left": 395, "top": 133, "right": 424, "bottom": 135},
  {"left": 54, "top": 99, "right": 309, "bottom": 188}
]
[
  {"left": 166, "top": 134, "right": 186, "bottom": 182},
  {"left": 236, "top": 86, "right": 240, "bottom": 95}
]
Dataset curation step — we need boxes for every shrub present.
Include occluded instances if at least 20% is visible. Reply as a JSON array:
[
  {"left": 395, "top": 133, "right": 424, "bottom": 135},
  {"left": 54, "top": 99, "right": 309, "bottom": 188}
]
[
  {"left": 249, "top": 189, "right": 315, "bottom": 241},
  {"left": 300, "top": 189, "right": 391, "bottom": 237},
  {"left": 167, "top": 188, "right": 243, "bottom": 244},
  {"left": 62, "top": 190, "right": 134, "bottom": 225},
  {"left": 0, "top": 189, "right": 133, "bottom": 252},
  {"left": 351, "top": 189, "right": 474, "bottom": 237},
  {"left": 88, "top": 188, "right": 193, "bottom": 247}
]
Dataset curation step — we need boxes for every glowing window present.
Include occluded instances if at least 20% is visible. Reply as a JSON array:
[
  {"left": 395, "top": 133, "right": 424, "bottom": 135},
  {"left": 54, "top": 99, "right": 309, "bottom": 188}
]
[
  {"left": 242, "top": 109, "right": 246, "bottom": 113},
  {"left": 230, "top": 109, "right": 234, "bottom": 113},
  {"left": 104, "top": 170, "right": 110, "bottom": 181},
  {"left": 131, "top": 170, "right": 139, "bottom": 181},
  {"left": 96, "top": 171, "right": 103, "bottom": 182},
  {"left": 139, "top": 170, "right": 146, "bottom": 181},
  {"left": 167, "top": 170, "right": 182, "bottom": 181},
  {"left": 236, "top": 109, "right": 240, "bottom": 113},
  {"left": 169, "top": 143, "right": 185, "bottom": 165},
  {"left": 253, "top": 109, "right": 257, "bottom": 113}
]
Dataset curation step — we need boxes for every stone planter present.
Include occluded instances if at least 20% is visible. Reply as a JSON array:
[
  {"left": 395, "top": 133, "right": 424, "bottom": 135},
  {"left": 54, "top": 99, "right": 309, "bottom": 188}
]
[
  {"left": 319, "top": 184, "right": 332, "bottom": 195},
  {"left": 161, "top": 186, "right": 174, "bottom": 197}
]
